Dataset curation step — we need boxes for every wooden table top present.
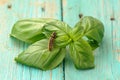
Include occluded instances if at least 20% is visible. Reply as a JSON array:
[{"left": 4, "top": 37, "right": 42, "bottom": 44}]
[{"left": 0, "top": 0, "right": 120, "bottom": 80}]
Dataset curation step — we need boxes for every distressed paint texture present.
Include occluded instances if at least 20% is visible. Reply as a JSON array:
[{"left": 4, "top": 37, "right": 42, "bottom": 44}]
[
  {"left": 0, "top": 0, "right": 63, "bottom": 80},
  {"left": 62, "top": 0, "right": 120, "bottom": 80},
  {"left": 0, "top": 0, "right": 120, "bottom": 80}
]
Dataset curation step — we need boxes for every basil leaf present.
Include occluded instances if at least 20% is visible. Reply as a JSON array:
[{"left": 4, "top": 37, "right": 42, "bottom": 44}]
[
  {"left": 87, "top": 40, "right": 99, "bottom": 50},
  {"left": 69, "top": 39, "right": 94, "bottom": 69},
  {"left": 10, "top": 18, "right": 55, "bottom": 43},
  {"left": 15, "top": 39, "right": 66, "bottom": 70},
  {"left": 11, "top": 18, "right": 72, "bottom": 47},
  {"left": 72, "top": 16, "right": 104, "bottom": 49}
]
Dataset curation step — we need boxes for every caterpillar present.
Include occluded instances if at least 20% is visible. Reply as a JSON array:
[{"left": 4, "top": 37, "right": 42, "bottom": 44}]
[{"left": 48, "top": 32, "right": 56, "bottom": 51}]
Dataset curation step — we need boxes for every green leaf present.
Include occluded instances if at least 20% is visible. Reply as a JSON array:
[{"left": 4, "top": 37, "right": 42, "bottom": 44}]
[
  {"left": 42, "top": 19, "right": 72, "bottom": 47},
  {"left": 87, "top": 40, "right": 99, "bottom": 50},
  {"left": 72, "top": 16, "right": 104, "bottom": 49},
  {"left": 15, "top": 39, "right": 66, "bottom": 70},
  {"left": 11, "top": 18, "right": 72, "bottom": 46},
  {"left": 10, "top": 18, "right": 51, "bottom": 43},
  {"left": 69, "top": 39, "right": 94, "bottom": 69}
]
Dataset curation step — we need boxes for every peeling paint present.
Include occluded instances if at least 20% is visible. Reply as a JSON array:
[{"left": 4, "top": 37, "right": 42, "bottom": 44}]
[
  {"left": 30, "top": 1, "right": 59, "bottom": 18},
  {"left": 30, "top": 1, "right": 45, "bottom": 8},
  {"left": 114, "top": 49, "right": 120, "bottom": 53},
  {"left": 113, "top": 29, "right": 118, "bottom": 36},
  {"left": 30, "top": 1, "right": 45, "bottom": 17},
  {"left": 116, "top": 56, "right": 120, "bottom": 62},
  {"left": 113, "top": 38, "right": 120, "bottom": 41},
  {"left": 45, "top": 1, "right": 57, "bottom": 18},
  {"left": 62, "top": 0, "right": 67, "bottom": 7},
  {"left": 50, "top": 71, "right": 52, "bottom": 80},
  {"left": 0, "top": 0, "right": 8, "bottom": 5},
  {"left": 63, "top": 11, "right": 66, "bottom": 17},
  {"left": 62, "top": 0, "right": 67, "bottom": 18}
]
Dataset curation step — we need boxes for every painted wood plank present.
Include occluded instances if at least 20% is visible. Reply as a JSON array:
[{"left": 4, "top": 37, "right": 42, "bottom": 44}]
[
  {"left": 0, "top": 0, "right": 63, "bottom": 80},
  {"left": 62, "top": 0, "right": 120, "bottom": 80}
]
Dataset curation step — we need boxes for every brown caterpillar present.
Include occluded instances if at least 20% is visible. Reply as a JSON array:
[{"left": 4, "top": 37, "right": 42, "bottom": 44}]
[{"left": 48, "top": 32, "right": 56, "bottom": 51}]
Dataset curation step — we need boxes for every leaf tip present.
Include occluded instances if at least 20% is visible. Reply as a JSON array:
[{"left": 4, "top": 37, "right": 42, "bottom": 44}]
[{"left": 14, "top": 57, "right": 18, "bottom": 61}]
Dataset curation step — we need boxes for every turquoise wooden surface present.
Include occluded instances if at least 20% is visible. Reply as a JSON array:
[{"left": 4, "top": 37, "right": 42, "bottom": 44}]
[
  {"left": 63, "top": 0, "right": 120, "bottom": 80},
  {"left": 0, "top": 0, "right": 63, "bottom": 80},
  {"left": 0, "top": 0, "right": 120, "bottom": 80}
]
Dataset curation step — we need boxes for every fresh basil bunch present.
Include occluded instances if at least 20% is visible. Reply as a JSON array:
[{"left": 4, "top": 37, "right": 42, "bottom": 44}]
[{"left": 10, "top": 16, "right": 104, "bottom": 70}]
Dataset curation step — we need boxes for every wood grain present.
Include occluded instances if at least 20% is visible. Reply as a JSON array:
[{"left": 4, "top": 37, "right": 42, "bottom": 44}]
[
  {"left": 0, "top": 0, "right": 120, "bottom": 80},
  {"left": 0, "top": 0, "right": 63, "bottom": 80},
  {"left": 62, "top": 0, "right": 120, "bottom": 80}
]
